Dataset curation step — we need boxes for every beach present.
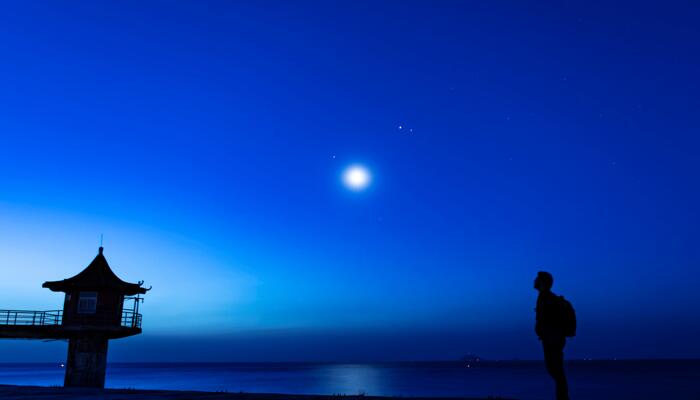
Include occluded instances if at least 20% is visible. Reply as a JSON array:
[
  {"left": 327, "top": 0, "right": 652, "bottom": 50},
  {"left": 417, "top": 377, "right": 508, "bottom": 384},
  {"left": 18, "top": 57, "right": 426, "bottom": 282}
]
[{"left": 0, "top": 385, "right": 508, "bottom": 400}]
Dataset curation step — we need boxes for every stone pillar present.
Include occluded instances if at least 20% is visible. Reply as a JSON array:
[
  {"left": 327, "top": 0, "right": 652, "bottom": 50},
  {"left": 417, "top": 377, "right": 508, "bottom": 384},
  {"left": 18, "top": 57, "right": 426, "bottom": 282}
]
[{"left": 64, "top": 336, "right": 109, "bottom": 388}]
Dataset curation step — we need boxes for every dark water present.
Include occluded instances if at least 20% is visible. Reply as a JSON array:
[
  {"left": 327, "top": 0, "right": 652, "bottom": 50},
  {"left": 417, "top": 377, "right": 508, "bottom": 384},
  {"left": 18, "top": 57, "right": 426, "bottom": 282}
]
[{"left": 0, "top": 361, "right": 698, "bottom": 400}]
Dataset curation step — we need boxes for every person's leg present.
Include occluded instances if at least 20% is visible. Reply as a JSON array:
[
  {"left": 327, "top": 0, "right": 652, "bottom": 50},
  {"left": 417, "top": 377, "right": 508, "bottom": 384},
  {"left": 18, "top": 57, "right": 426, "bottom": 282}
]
[{"left": 543, "top": 338, "right": 569, "bottom": 400}]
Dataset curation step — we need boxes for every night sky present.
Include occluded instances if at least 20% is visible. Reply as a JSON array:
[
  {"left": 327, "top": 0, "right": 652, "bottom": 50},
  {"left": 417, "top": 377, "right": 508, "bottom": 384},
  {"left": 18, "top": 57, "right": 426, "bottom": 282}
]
[{"left": 0, "top": 1, "right": 699, "bottom": 362}]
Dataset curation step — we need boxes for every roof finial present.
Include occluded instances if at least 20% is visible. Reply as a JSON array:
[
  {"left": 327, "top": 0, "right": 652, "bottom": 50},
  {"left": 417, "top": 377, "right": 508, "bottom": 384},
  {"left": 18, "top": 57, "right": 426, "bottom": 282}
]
[{"left": 99, "top": 234, "right": 104, "bottom": 254}]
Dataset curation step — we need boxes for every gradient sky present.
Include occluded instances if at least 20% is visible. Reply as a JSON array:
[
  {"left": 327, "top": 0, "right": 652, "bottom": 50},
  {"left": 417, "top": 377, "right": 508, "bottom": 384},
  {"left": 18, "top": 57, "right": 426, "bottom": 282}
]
[{"left": 0, "top": 1, "right": 699, "bottom": 362}]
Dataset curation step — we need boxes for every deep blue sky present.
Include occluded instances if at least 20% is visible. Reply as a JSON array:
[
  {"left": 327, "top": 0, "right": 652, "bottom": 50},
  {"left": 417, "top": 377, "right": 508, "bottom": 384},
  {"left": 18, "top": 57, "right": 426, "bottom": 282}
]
[{"left": 0, "top": 1, "right": 699, "bottom": 361}]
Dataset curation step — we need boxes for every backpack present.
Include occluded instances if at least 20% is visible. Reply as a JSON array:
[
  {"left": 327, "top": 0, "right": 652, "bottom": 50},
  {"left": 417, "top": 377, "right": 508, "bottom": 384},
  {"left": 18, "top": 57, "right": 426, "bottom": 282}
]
[{"left": 557, "top": 296, "right": 577, "bottom": 338}]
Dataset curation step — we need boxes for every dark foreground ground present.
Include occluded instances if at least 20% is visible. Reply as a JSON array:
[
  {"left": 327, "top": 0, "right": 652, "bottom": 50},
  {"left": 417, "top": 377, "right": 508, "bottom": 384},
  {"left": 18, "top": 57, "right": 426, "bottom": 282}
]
[{"left": 0, "top": 385, "right": 512, "bottom": 400}]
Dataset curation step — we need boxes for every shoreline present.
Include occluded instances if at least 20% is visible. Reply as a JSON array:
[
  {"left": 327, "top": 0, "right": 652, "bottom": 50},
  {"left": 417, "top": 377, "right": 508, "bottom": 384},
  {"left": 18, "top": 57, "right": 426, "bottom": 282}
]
[{"left": 0, "top": 385, "right": 512, "bottom": 400}]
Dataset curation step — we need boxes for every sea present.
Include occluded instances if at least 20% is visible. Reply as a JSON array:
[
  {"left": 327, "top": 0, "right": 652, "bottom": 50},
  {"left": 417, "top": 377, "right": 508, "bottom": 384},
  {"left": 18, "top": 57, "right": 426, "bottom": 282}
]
[{"left": 0, "top": 360, "right": 698, "bottom": 400}]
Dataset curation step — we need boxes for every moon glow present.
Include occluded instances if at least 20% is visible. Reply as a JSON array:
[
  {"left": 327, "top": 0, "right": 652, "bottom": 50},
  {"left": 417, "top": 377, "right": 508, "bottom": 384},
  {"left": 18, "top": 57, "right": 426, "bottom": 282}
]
[{"left": 342, "top": 165, "right": 371, "bottom": 191}]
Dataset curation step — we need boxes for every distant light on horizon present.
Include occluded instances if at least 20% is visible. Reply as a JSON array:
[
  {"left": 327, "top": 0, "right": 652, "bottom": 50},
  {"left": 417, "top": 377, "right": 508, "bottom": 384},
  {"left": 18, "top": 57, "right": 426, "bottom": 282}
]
[{"left": 342, "top": 165, "right": 371, "bottom": 191}]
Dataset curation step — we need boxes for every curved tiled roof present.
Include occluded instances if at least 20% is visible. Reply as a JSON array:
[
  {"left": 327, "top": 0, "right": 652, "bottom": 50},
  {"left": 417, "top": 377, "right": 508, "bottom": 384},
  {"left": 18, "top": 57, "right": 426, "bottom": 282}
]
[{"left": 42, "top": 247, "right": 149, "bottom": 295}]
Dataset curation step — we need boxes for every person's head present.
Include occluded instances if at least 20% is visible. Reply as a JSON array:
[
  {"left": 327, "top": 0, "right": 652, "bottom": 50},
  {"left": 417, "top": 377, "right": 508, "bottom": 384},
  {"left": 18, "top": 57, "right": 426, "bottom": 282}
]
[{"left": 534, "top": 271, "right": 553, "bottom": 292}]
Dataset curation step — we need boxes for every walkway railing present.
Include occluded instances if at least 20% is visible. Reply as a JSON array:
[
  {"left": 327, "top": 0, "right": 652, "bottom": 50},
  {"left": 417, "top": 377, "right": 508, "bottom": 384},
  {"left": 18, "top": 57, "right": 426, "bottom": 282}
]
[
  {"left": 0, "top": 310, "right": 62, "bottom": 326},
  {"left": 0, "top": 309, "right": 141, "bottom": 329}
]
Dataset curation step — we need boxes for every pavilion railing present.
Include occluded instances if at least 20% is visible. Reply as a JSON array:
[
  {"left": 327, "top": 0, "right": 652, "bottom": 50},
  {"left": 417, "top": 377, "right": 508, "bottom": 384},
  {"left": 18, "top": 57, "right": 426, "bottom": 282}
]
[
  {"left": 121, "top": 310, "right": 142, "bottom": 329},
  {"left": 0, "top": 309, "right": 142, "bottom": 329}
]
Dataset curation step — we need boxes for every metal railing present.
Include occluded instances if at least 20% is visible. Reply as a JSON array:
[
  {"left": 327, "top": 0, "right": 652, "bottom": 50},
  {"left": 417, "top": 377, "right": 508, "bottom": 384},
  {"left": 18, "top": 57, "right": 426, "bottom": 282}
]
[
  {"left": 0, "top": 310, "right": 62, "bottom": 326},
  {"left": 121, "top": 310, "right": 142, "bottom": 329},
  {"left": 0, "top": 309, "right": 141, "bottom": 329}
]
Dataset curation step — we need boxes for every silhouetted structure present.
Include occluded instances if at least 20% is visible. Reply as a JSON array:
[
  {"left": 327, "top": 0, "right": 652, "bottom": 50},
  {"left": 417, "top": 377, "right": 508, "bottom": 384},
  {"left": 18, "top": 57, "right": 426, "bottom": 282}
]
[
  {"left": 534, "top": 271, "right": 573, "bottom": 400},
  {"left": 0, "top": 247, "right": 149, "bottom": 388}
]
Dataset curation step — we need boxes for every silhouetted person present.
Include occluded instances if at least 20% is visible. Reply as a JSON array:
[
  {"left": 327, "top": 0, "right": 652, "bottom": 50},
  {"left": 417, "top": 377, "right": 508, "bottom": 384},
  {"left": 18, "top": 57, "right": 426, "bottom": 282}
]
[{"left": 534, "top": 271, "right": 573, "bottom": 400}]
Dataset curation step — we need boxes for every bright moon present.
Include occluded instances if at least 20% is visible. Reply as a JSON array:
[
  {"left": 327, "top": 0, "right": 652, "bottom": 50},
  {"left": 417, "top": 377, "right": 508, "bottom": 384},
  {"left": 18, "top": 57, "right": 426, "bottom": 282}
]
[{"left": 342, "top": 165, "right": 371, "bottom": 191}]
